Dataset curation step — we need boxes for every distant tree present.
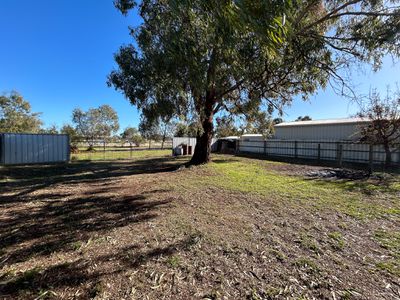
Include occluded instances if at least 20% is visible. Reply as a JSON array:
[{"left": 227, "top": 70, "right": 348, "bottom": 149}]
[
  {"left": 357, "top": 89, "right": 400, "bottom": 166},
  {"left": 139, "top": 115, "right": 174, "bottom": 149},
  {"left": 241, "top": 111, "right": 274, "bottom": 137},
  {"left": 121, "top": 127, "right": 144, "bottom": 147},
  {"left": 174, "top": 122, "right": 200, "bottom": 137},
  {"left": 215, "top": 117, "right": 240, "bottom": 138},
  {"left": 39, "top": 124, "right": 59, "bottom": 134},
  {"left": 72, "top": 105, "right": 119, "bottom": 148},
  {"left": 295, "top": 116, "right": 312, "bottom": 121},
  {"left": 60, "top": 124, "right": 79, "bottom": 144},
  {"left": 0, "top": 91, "right": 42, "bottom": 133},
  {"left": 272, "top": 118, "right": 284, "bottom": 125},
  {"left": 110, "top": 0, "right": 399, "bottom": 165}
]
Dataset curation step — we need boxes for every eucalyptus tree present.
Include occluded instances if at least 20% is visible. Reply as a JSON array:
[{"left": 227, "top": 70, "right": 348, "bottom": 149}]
[
  {"left": 357, "top": 89, "right": 400, "bottom": 166},
  {"left": 0, "top": 91, "right": 43, "bottom": 133},
  {"left": 109, "top": 0, "right": 400, "bottom": 164},
  {"left": 121, "top": 127, "right": 144, "bottom": 147},
  {"left": 72, "top": 105, "right": 119, "bottom": 147}
]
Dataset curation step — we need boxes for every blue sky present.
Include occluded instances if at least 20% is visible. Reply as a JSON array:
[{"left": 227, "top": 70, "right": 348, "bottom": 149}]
[{"left": 0, "top": 0, "right": 399, "bottom": 131}]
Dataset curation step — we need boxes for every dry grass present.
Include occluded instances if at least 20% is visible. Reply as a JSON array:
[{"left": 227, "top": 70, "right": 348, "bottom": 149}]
[{"left": 0, "top": 154, "right": 399, "bottom": 299}]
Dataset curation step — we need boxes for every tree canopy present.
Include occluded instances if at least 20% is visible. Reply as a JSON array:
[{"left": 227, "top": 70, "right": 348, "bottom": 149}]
[
  {"left": 295, "top": 116, "right": 312, "bottom": 121},
  {"left": 357, "top": 88, "right": 400, "bottom": 165},
  {"left": 121, "top": 127, "right": 144, "bottom": 146},
  {"left": 72, "top": 105, "right": 119, "bottom": 145},
  {"left": 109, "top": 0, "right": 400, "bottom": 164},
  {"left": 0, "top": 91, "right": 43, "bottom": 133}
]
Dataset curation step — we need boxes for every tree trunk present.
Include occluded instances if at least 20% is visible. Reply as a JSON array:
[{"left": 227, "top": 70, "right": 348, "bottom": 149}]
[
  {"left": 384, "top": 142, "right": 392, "bottom": 167},
  {"left": 190, "top": 95, "right": 215, "bottom": 165}
]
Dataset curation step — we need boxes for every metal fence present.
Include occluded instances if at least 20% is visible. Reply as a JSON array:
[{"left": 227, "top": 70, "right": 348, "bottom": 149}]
[
  {"left": 238, "top": 139, "right": 400, "bottom": 168},
  {"left": 71, "top": 139, "right": 172, "bottom": 161}
]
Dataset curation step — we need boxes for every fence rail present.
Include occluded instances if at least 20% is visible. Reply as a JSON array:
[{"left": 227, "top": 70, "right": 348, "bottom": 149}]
[{"left": 237, "top": 139, "right": 400, "bottom": 169}]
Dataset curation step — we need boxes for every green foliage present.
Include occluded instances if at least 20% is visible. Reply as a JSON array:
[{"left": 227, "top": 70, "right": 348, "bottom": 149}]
[
  {"left": 0, "top": 91, "right": 43, "bottom": 133},
  {"left": 60, "top": 124, "right": 79, "bottom": 144},
  {"left": 121, "top": 127, "right": 144, "bottom": 146},
  {"left": 357, "top": 88, "right": 400, "bottom": 164},
  {"left": 110, "top": 0, "right": 400, "bottom": 163},
  {"left": 240, "top": 111, "right": 274, "bottom": 137},
  {"left": 215, "top": 117, "right": 240, "bottom": 138},
  {"left": 174, "top": 122, "right": 200, "bottom": 137},
  {"left": 72, "top": 105, "right": 119, "bottom": 145},
  {"left": 295, "top": 116, "right": 312, "bottom": 121},
  {"left": 39, "top": 124, "right": 59, "bottom": 134}
]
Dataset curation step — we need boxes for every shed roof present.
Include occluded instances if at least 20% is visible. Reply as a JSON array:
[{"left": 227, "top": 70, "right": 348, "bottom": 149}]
[
  {"left": 275, "top": 118, "right": 370, "bottom": 127},
  {"left": 241, "top": 134, "right": 263, "bottom": 137}
]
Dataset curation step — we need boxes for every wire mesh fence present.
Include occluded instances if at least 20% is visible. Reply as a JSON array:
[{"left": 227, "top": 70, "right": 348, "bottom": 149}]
[{"left": 71, "top": 140, "right": 172, "bottom": 161}]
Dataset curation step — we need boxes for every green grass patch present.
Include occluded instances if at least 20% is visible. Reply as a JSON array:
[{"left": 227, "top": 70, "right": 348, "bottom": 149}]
[
  {"left": 166, "top": 255, "right": 181, "bottom": 268},
  {"left": 71, "top": 149, "right": 171, "bottom": 161},
  {"left": 374, "top": 230, "right": 400, "bottom": 275},
  {"left": 187, "top": 158, "right": 400, "bottom": 220},
  {"left": 328, "top": 231, "right": 345, "bottom": 250}
]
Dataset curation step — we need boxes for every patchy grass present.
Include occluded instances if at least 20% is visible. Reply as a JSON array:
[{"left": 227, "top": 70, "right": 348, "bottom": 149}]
[
  {"left": 328, "top": 231, "right": 346, "bottom": 250},
  {"left": 193, "top": 157, "right": 400, "bottom": 219},
  {"left": 374, "top": 230, "right": 400, "bottom": 275},
  {"left": 71, "top": 149, "right": 171, "bottom": 161},
  {"left": 1, "top": 154, "right": 399, "bottom": 299}
]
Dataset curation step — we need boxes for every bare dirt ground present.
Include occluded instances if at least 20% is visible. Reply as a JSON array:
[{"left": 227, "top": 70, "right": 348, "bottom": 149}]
[{"left": 0, "top": 155, "right": 399, "bottom": 300}]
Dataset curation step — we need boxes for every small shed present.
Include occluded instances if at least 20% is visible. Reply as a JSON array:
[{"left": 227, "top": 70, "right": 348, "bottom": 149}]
[
  {"left": 0, "top": 133, "right": 70, "bottom": 165},
  {"left": 273, "top": 118, "right": 371, "bottom": 141},
  {"left": 214, "top": 136, "right": 239, "bottom": 154}
]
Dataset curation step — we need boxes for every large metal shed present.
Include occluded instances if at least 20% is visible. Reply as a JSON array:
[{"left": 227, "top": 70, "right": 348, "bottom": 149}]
[
  {"left": 0, "top": 133, "right": 70, "bottom": 165},
  {"left": 273, "top": 118, "right": 370, "bottom": 141}
]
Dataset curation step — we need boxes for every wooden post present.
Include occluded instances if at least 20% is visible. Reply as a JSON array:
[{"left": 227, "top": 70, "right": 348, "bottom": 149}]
[
  {"left": 337, "top": 143, "right": 343, "bottom": 167},
  {"left": 263, "top": 140, "right": 267, "bottom": 156},
  {"left": 294, "top": 141, "right": 298, "bottom": 159},
  {"left": 369, "top": 144, "right": 374, "bottom": 174},
  {"left": 317, "top": 143, "right": 321, "bottom": 161},
  {"left": 103, "top": 140, "right": 106, "bottom": 160}
]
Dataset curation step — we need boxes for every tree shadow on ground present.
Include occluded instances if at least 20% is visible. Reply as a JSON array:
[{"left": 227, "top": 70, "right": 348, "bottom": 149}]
[
  {"left": 0, "top": 234, "right": 199, "bottom": 299},
  {"left": 0, "top": 157, "right": 183, "bottom": 203},
  {"left": 0, "top": 157, "right": 187, "bottom": 298}
]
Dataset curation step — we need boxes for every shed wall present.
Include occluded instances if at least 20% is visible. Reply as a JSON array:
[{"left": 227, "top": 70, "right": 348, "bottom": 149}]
[
  {"left": 172, "top": 137, "right": 218, "bottom": 155},
  {"left": 274, "top": 123, "right": 367, "bottom": 141},
  {"left": 0, "top": 133, "right": 69, "bottom": 165}
]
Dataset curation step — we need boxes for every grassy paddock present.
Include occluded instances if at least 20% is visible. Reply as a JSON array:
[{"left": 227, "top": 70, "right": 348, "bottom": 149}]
[
  {"left": 1, "top": 154, "right": 399, "bottom": 299},
  {"left": 71, "top": 149, "right": 172, "bottom": 161}
]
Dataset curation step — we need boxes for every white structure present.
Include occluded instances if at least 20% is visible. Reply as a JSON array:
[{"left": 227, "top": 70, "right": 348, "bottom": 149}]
[
  {"left": 0, "top": 133, "right": 70, "bottom": 165},
  {"left": 239, "top": 134, "right": 264, "bottom": 153},
  {"left": 172, "top": 137, "right": 218, "bottom": 155},
  {"left": 274, "top": 118, "right": 370, "bottom": 141}
]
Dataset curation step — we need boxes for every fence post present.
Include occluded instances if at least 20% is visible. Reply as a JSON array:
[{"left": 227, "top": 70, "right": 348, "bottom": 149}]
[
  {"left": 236, "top": 139, "right": 240, "bottom": 155},
  {"left": 294, "top": 141, "right": 298, "bottom": 159},
  {"left": 337, "top": 143, "right": 343, "bottom": 167},
  {"left": 263, "top": 140, "right": 267, "bottom": 156},
  {"left": 369, "top": 144, "right": 374, "bottom": 173},
  {"left": 317, "top": 143, "right": 321, "bottom": 161},
  {"left": 103, "top": 140, "right": 106, "bottom": 160}
]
